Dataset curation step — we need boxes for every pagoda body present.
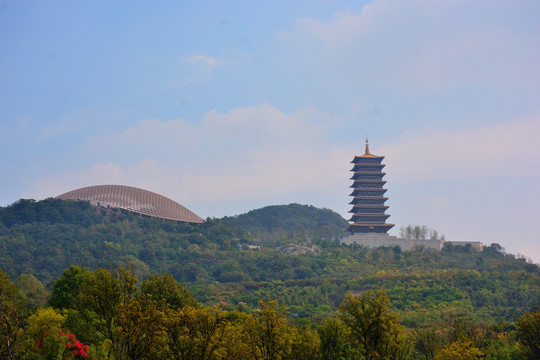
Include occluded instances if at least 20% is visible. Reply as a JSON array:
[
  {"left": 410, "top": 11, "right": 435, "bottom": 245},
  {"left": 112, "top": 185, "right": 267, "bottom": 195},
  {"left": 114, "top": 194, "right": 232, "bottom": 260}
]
[{"left": 346, "top": 140, "right": 394, "bottom": 234}]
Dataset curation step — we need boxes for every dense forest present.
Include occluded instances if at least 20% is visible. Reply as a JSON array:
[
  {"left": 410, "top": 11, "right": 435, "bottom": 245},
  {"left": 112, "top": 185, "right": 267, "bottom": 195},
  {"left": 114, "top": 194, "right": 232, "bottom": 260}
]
[
  {"left": 1, "top": 198, "right": 539, "bottom": 359},
  {"left": 2, "top": 265, "right": 540, "bottom": 359}
]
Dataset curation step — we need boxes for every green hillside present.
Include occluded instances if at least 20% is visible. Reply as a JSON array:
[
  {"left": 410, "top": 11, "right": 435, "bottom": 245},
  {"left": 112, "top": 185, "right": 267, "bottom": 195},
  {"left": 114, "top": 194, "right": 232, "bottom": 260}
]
[
  {"left": 0, "top": 198, "right": 538, "bottom": 328},
  {"left": 222, "top": 203, "right": 349, "bottom": 242}
]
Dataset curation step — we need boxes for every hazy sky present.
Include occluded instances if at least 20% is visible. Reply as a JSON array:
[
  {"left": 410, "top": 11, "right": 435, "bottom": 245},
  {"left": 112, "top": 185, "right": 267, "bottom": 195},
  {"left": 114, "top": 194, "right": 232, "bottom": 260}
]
[{"left": 1, "top": 1, "right": 539, "bottom": 262}]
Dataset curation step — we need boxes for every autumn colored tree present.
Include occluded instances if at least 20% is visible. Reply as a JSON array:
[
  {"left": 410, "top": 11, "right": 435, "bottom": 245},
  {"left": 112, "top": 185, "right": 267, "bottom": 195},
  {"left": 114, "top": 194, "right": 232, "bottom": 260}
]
[
  {"left": 318, "top": 318, "right": 354, "bottom": 360},
  {"left": 433, "top": 341, "right": 484, "bottom": 360},
  {"left": 78, "top": 267, "right": 123, "bottom": 343},
  {"left": 287, "top": 325, "right": 320, "bottom": 360},
  {"left": 23, "top": 307, "right": 65, "bottom": 346},
  {"left": 164, "top": 305, "right": 229, "bottom": 360},
  {"left": 19, "top": 307, "right": 89, "bottom": 360},
  {"left": 516, "top": 307, "right": 540, "bottom": 359},
  {"left": 339, "top": 290, "right": 406, "bottom": 360},
  {"left": 117, "top": 265, "right": 138, "bottom": 305},
  {"left": 217, "top": 317, "right": 252, "bottom": 360},
  {"left": 114, "top": 294, "right": 167, "bottom": 360},
  {"left": 243, "top": 300, "right": 292, "bottom": 360}
]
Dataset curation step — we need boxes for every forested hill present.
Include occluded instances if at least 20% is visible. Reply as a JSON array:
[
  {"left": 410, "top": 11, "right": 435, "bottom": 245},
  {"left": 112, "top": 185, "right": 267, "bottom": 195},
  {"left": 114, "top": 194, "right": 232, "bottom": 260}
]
[
  {"left": 222, "top": 203, "right": 348, "bottom": 239},
  {"left": 0, "top": 199, "right": 347, "bottom": 285},
  {"left": 1, "top": 198, "right": 539, "bottom": 329},
  {"left": 0, "top": 198, "right": 106, "bottom": 227}
]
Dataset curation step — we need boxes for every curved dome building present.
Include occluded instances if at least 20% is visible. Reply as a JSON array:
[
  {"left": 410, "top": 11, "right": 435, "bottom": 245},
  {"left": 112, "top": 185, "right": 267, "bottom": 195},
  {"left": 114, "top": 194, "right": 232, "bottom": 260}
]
[{"left": 56, "top": 185, "right": 204, "bottom": 223}]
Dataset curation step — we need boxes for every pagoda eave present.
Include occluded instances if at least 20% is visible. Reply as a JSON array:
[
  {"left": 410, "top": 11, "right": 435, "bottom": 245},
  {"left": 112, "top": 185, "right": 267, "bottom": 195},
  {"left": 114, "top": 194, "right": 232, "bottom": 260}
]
[
  {"left": 351, "top": 180, "right": 387, "bottom": 184},
  {"left": 349, "top": 214, "right": 391, "bottom": 221},
  {"left": 350, "top": 189, "right": 388, "bottom": 196},
  {"left": 351, "top": 155, "right": 385, "bottom": 162},
  {"left": 346, "top": 223, "right": 395, "bottom": 233},
  {"left": 349, "top": 206, "right": 389, "bottom": 213},
  {"left": 350, "top": 172, "right": 386, "bottom": 180}
]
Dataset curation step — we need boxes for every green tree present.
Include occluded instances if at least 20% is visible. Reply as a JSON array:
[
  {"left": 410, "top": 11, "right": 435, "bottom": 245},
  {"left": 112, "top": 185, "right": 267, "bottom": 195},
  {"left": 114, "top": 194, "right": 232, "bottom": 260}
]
[
  {"left": 17, "top": 307, "right": 86, "bottom": 360},
  {"left": 0, "top": 270, "right": 26, "bottom": 360},
  {"left": 516, "top": 307, "right": 540, "bottom": 359},
  {"left": 445, "top": 318, "right": 489, "bottom": 350},
  {"left": 141, "top": 273, "right": 198, "bottom": 310},
  {"left": 318, "top": 318, "right": 353, "bottom": 360},
  {"left": 15, "top": 274, "right": 48, "bottom": 308},
  {"left": 78, "top": 268, "right": 123, "bottom": 342},
  {"left": 414, "top": 328, "right": 442, "bottom": 360},
  {"left": 244, "top": 300, "right": 292, "bottom": 360},
  {"left": 434, "top": 341, "right": 484, "bottom": 360},
  {"left": 48, "top": 265, "right": 90, "bottom": 310},
  {"left": 339, "top": 290, "right": 406, "bottom": 360},
  {"left": 164, "top": 305, "right": 229, "bottom": 360},
  {"left": 114, "top": 294, "right": 167, "bottom": 360},
  {"left": 287, "top": 325, "right": 320, "bottom": 360}
]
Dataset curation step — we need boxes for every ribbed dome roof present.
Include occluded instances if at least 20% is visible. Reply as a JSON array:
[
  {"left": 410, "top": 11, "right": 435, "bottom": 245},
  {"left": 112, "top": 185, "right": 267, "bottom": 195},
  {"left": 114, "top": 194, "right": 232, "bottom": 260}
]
[{"left": 56, "top": 185, "right": 204, "bottom": 223}]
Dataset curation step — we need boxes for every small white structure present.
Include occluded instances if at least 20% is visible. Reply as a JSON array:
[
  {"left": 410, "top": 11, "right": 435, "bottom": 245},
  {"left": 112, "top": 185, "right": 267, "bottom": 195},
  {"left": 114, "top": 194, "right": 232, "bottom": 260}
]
[{"left": 341, "top": 233, "right": 485, "bottom": 252}]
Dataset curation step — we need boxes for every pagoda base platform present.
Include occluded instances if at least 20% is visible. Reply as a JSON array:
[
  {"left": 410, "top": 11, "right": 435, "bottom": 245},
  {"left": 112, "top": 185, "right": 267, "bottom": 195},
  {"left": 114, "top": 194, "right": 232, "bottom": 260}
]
[{"left": 341, "top": 233, "right": 443, "bottom": 251}]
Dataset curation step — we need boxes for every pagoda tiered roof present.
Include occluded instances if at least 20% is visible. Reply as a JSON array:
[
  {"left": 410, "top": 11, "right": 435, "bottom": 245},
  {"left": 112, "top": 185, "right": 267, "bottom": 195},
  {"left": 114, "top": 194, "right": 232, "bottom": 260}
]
[
  {"left": 351, "top": 163, "right": 385, "bottom": 168},
  {"left": 346, "top": 140, "right": 394, "bottom": 234},
  {"left": 350, "top": 213, "right": 391, "bottom": 221},
  {"left": 350, "top": 188, "right": 387, "bottom": 196},
  {"left": 349, "top": 204, "right": 389, "bottom": 212},
  {"left": 350, "top": 179, "right": 387, "bottom": 187},
  {"left": 350, "top": 171, "right": 386, "bottom": 180}
]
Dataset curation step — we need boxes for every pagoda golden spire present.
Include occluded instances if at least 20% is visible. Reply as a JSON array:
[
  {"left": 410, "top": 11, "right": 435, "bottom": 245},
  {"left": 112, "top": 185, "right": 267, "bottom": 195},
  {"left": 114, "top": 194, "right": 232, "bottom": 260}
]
[{"left": 364, "top": 137, "right": 370, "bottom": 155}]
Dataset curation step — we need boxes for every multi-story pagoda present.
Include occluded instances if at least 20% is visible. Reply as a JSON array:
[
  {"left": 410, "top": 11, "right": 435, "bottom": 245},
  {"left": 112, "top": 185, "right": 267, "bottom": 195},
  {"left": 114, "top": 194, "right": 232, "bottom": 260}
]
[{"left": 346, "top": 140, "right": 394, "bottom": 234}]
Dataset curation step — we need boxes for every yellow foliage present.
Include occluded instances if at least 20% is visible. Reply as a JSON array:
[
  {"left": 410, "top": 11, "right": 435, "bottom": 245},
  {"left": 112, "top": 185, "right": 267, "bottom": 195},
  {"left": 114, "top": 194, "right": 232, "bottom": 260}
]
[
  {"left": 434, "top": 341, "right": 484, "bottom": 360},
  {"left": 25, "top": 307, "right": 66, "bottom": 339}
]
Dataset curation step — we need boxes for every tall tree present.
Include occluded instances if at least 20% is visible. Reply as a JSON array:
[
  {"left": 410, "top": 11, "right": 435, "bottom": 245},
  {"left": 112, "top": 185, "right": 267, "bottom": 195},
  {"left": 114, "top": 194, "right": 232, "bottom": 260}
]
[
  {"left": 141, "top": 273, "right": 197, "bottom": 310},
  {"left": 14, "top": 274, "right": 48, "bottom": 307},
  {"left": 244, "top": 300, "right": 292, "bottom": 360},
  {"left": 339, "top": 290, "right": 405, "bottom": 360},
  {"left": 164, "top": 305, "right": 229, "bottom": 360},
  {"left": 318, "top": 318, "right": 352, "bottom": 360},
  {"left": 114, "top": 294, "right": 167, "bottom": 360},
  {"left": 49, "top": 265, "right": 90, "bottom": 310},
  {"left": 78, "top": 268, "right": 123, "bottom": 342},
  {"left": 414, "top": 328, "right": 442, "bottom": 360},
  {"left": 516, "top": 307, "right": 540, "bottom": 359},
  {"left": 0, "top": 270, "right": 26, "bottom": 360},
  {"left": 287, "top": 325, "right": 320, "bottom": 360}
]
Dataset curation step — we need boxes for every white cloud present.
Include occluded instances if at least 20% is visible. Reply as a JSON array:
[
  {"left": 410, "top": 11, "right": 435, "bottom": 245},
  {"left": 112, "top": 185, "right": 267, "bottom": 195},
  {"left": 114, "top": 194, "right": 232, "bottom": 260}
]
[
  {"left": 32, "top": 105, "right": 354, "bottom": 212},
  {"left": 105, "top": 104, "right": 338, "bottom": 162},
  {"left": 379, "top": 115, "right": 540, "bottom": 180},
  {"left": 184, "top": 54, "right": 220, "bottom": 69},
  {"left": 32, "top": 106, "right": 539, "bottom": 217},
  {"left": 174, "top": 54, "right": 223, "bottom": 86},
  {"left": 278, "top": 0, "right": 540, "bottom": 92}
]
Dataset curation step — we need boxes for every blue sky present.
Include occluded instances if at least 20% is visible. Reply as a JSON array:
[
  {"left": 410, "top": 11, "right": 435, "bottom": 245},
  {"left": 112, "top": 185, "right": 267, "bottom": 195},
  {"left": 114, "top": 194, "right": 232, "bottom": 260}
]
[{"left": 1, "top": 1, "right": 539, "bottom": 262}]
